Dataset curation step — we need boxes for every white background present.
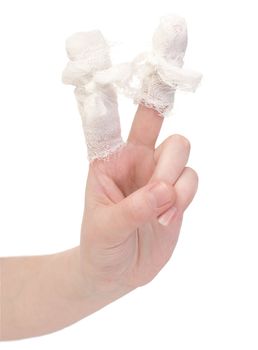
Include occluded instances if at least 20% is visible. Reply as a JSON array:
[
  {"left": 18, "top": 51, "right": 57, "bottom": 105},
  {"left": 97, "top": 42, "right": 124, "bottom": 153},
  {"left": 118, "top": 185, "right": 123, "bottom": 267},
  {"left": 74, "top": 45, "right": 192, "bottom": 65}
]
[{"left": 0, "top": 0, "right": 257, "bottom": 348}]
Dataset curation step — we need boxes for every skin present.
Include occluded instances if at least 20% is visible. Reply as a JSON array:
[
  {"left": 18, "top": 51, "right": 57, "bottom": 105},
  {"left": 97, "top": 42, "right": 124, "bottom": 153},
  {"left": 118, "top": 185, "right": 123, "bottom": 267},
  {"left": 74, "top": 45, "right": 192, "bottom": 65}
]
[{"left": 0, "top": 104, "right": 198, "bottom": 341}]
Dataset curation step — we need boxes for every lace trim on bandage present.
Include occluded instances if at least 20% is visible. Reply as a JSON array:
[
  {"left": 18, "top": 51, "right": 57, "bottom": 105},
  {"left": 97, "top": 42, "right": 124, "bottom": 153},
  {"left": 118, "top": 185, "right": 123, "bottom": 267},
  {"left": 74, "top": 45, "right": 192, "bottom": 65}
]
[{"left": 116, "top": 52, "right": 202, "bottom": 117}]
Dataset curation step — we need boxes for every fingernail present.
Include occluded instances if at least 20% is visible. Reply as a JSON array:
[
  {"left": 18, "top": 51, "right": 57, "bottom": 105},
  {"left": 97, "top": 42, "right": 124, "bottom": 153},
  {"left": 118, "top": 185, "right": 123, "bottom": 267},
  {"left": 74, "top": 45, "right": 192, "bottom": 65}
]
[
  {"left": 158, "top": 206, "right": 177, "bottom": 226},
  {"left": 148, "top": 182, "right": 173, "bottom": 208}
]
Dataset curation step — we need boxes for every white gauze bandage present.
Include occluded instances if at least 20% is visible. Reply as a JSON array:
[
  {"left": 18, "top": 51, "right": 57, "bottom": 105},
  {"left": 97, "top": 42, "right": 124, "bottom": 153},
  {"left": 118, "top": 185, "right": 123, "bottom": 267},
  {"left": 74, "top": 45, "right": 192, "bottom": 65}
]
[
  {"left": 119, "top": 14, "right": 202, "bottom": 117},
  {"left": 62, "top": 30, "right": 124, "bottom": 161},
  {"left": 62, "top": 15, "right": 202, "bottom": 161}
]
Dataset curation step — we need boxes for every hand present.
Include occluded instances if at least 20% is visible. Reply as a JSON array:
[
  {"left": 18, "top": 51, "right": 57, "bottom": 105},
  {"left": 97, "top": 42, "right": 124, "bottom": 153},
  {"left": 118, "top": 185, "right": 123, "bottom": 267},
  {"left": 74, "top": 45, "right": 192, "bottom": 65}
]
[
  {"left": 0, "top": 104, "right": 198, "bottom": 341},
  {"left": 80, "top": 104, "right": 198, "bottom": 294}
]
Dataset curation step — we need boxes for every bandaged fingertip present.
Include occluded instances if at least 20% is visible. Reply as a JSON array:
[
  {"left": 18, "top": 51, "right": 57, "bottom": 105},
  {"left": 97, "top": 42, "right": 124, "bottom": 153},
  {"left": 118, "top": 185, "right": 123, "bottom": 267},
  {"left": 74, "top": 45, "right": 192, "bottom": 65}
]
[
  {"left": 62, "top": 30, "right": 124, "bottom": 161},
  {"left": 132, "top": 14, "right": 202, "bottom": 117}
]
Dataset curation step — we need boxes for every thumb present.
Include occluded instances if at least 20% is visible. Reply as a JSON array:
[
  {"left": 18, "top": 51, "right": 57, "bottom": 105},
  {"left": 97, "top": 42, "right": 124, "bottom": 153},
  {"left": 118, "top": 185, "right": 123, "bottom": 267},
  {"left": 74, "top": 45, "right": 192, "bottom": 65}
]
[{"left": 100, "top": 181, "right": 176, "bottom": 242}]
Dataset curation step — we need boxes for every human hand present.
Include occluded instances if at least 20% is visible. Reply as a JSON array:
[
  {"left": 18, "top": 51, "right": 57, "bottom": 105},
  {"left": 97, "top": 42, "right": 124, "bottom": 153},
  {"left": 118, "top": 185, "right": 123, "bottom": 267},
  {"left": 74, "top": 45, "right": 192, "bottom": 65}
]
[
  {"left": 0, "top": 102, "right": 198, "bottom": 342},
  {"left": 79, "top": 104, "right": 198, "bottom": 295},
  {"left": 0, "top": 16, "right": 200, "bottom": 340}
]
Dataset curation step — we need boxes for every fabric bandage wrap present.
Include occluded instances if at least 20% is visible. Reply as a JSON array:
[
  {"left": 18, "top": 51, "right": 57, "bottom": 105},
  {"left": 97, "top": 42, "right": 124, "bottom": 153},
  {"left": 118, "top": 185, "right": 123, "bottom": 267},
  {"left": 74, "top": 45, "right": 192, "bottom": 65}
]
[
  {"left": 119, "top": 14, "right": 202, "bottom": 117},
  {"left": 62, "top": 30, "right": 124, "bottom": 161}
]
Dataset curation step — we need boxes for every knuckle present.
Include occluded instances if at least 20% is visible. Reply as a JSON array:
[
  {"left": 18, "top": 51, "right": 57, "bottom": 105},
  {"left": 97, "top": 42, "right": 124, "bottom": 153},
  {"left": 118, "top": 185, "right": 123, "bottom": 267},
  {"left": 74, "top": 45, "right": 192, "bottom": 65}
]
[
  {"left": 185, "top": 167, "right": 199, "bottom": 185},
  {"left": 171, "top": 134, "right": 191, "bottom": 151}
]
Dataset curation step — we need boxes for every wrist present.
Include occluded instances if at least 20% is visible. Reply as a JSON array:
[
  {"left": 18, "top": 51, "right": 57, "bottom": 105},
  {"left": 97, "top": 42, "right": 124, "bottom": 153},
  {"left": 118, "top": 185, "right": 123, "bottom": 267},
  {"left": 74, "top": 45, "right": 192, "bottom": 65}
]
[{"left": 77, "top": 245, "right": 134, "bottom": 303}]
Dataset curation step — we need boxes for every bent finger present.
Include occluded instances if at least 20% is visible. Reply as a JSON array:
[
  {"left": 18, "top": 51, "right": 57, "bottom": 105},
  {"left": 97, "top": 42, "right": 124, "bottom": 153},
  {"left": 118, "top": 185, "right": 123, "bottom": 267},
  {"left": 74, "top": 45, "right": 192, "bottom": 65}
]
[
  {"left": 150, "top": 134, "right": 191, "bottom": 184},
  {"left": 94, "top": 181, "right": 176, "bottom": 244},
  {"left": 174, "top": 166, "right": 199, "bottom": 212}
]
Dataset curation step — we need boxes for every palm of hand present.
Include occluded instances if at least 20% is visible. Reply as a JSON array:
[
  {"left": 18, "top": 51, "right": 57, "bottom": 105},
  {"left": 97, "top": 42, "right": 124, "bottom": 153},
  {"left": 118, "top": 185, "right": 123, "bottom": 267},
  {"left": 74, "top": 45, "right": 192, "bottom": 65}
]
[
  {"left": 80, "top": 106, "right": 196, "bottom": 291},
  {"left": 82, "top": 143, "right": 182, "bottom": 289}
]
